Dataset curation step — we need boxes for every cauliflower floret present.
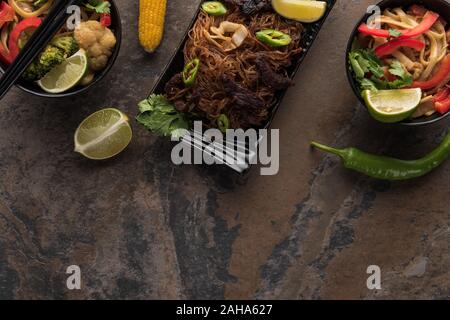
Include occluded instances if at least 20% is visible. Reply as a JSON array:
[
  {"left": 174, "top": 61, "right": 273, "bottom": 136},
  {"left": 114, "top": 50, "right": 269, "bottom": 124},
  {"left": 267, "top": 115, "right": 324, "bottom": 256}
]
[{"left": 74, "top": 21, "right": 117, "bottom": 72}]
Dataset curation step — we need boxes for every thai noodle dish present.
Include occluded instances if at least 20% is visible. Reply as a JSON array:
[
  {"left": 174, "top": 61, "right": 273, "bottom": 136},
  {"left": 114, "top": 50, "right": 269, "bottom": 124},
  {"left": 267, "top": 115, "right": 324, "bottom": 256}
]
[
  {"left": 349, "top": 5, "right": 449, "bottom": 123},
  {"left": 137, "top": 0, "right": 329, "bottom": 135},
  {"left": 0, "top": 0, "right": 117, "bottom": 93}
]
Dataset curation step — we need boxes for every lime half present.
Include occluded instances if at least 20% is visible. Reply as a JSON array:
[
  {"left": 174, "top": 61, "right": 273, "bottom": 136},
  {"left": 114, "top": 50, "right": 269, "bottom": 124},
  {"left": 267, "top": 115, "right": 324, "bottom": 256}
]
[
  {"left": 74, "top": 108, "right": 132, "bottom": 160},
  {"left": 272, "top": 0, "right": 327, "bottom": 23},
  {"left": 38, "top": 49, "right": 88, "bottom": 93},
  {"left": 362, "top": 89, "right": 422, "bottom": 123}
]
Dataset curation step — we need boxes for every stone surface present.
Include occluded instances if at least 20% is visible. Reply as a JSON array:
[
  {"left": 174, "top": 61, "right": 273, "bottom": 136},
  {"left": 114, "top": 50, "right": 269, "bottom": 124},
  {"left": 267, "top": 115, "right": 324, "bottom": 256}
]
[{"left": 0, "top": 0, "right": 449, "bottom": 300}]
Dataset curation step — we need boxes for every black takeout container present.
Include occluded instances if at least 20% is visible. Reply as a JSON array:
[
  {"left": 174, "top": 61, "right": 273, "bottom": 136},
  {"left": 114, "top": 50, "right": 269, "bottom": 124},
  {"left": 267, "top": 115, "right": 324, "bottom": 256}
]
[
  {"left": 150, "top": 0, "right": 337, "bottom": 173},
  {"left": 346, "top": 0, "right": 450, "bottom": 126},
  {"left": 0, "top": 0, "right": 122, "bottom": 98}
]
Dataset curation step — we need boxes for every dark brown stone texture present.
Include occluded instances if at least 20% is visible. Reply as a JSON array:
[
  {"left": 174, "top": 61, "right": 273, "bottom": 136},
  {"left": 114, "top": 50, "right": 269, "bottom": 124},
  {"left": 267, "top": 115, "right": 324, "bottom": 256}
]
[{"left": 0, "top": 0, "right": 449, "bottom": 300}]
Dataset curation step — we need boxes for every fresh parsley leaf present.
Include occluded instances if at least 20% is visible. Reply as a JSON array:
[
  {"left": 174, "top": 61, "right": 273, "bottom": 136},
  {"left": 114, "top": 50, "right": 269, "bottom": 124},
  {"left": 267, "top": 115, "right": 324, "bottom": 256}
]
[
  {"left": 136, "top": 94, "right": 190, "bottom": 138},
  {"left": 388, "top": 28, "right": 402, "bottom": 37},
  {"left": 360, "top": 78, "right": 379, "bottom": 92},
  {"left": 84, "top": 0, "right": 111, "bottom": 14}
]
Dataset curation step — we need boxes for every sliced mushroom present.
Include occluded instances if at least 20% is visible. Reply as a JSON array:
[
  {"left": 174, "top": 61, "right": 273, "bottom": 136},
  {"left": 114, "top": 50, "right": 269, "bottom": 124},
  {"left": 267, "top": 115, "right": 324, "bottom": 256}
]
[
  {"left": 205, "top": 21, "right": 249, "bottom": 52},
  {"left": 411, "top": 96, "right": 436, "bottom": 118}
]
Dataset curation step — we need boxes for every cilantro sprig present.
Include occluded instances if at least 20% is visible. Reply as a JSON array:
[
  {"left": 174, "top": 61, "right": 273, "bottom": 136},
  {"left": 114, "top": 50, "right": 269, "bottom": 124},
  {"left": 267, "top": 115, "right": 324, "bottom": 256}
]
[
  {"left": 84, "top": 0, "right": 111, "bottom": 14},
  {"left": 136, "top": 94, "right": 190, "bottom": 138},
  {"left": 348, "top": 49, "right": 413, "bottom": 92}
]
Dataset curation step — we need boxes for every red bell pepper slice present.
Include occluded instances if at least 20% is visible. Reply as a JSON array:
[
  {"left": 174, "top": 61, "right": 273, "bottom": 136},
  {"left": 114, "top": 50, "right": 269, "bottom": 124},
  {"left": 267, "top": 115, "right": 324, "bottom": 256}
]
[
  {"left": 358, "top": 23, "right": 394, "bottom": 38},
  {"left": 433, "top": 87, "right": 449, "bottom": 103},
  {"left": 410, "top": 5, "right": 427, "bottom": 17},
  {"left": 100, "top": 0, "right": 111, "bottom": 27},
  {"left": 0, "top": 42, "right": 12, "bottom": 64},
  {"left": 411, "top": 55, "right": 450, "bottom": 90},
  {"left": 375, "top": 38, "right": 425, "bottom": 57},
  {"left": 0, "top": 2, "right": 15, "bottom": 29},
  {"left": 358, "top": 10, "right": 439, "bottom": 39},
  {"left": 100, "top": 14, "right": 111, "bottom": 27},
  {"left": 7, "top": 17, "right": 42, "bottom": 62},
  {"left": 398, "top": 11, "right": 439, "bottom": 39},
  {"left": 434, "top": 95, "right": 450, "bottom": 114}
]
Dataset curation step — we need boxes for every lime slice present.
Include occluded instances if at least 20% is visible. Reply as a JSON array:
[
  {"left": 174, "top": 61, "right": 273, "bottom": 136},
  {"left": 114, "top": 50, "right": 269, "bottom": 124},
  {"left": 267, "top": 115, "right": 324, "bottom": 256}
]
[
  {"left": 362, "top": 89, "right": 422, "bottom": 123},
  {"left": 74, "top": 108, "right": 132, "bottom": 160},
  {"left": 37, "top": 49, "right": 88, "bottom": 93},
  {"left": 271, "top": 0, "right": 327, "bottom": 23}
]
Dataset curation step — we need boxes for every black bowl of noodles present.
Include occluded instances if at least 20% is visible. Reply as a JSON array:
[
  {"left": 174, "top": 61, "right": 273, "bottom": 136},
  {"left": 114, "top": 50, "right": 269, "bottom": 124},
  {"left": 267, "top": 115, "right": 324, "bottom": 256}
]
[
  {"left": 0, "top": 0, "right": 122, "bottom": 98},
  {"left": 346, "top": 0, "right": 450, "bottom": 126}
]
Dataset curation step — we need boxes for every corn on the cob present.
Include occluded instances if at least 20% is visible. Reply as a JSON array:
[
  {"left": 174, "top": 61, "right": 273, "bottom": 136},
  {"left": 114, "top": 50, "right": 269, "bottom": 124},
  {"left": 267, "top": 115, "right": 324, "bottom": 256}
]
[{"left": 139, "top": 0, "right": 167, "bottom": 53}]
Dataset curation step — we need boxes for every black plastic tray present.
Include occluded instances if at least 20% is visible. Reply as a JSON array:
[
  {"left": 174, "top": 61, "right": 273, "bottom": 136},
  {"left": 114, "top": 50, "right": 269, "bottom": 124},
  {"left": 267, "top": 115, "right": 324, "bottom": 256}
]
[{"left": 150, "top": 1, "right": 336, "bottom": 172}]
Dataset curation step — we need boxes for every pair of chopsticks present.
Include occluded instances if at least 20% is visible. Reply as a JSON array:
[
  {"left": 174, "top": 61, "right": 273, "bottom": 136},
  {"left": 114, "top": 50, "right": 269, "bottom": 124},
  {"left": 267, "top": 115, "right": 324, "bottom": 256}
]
[{"left": 0, "top": 0, "right": 82, "bottom": 99}]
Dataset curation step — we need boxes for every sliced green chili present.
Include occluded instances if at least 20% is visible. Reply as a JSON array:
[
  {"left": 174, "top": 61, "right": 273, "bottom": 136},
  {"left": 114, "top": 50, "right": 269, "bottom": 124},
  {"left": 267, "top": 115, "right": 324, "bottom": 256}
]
[
  {"left": 311, "top": 132, "right": 450, "bottom": 181},
  {"left": 217, "top": 114, "right": 230, "bottom": 133},
  {"left": 202, "top": 1, "right": 227, "bottom": 16},
  {"left": 182, "top": 58, "right": 200, "bottom": 87},
  {"left": 256, "top": 29, "right": 292, "bottom": 47}
]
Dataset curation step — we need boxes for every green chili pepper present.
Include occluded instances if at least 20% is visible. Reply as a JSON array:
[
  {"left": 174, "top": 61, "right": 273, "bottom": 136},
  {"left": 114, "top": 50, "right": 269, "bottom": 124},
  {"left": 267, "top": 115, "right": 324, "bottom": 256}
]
[
  {"left": 183, "top": 59, "right": 200, "bottom": 87},
  {"left": 202, "top": 1, "right": 227, "bottom": 16},
  {"left": 256, "top": 29, "right": 292, "bottom": 47},
  {"left": 217, "top": 114, "right": 230, "bottom": 133},
  {"left": 311, "top": 132, "right": 450, "bottom": 181}
]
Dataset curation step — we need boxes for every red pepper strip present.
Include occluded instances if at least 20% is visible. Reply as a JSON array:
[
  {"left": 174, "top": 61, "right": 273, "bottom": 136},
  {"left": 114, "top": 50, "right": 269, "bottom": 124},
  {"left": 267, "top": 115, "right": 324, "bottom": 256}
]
[
  {"left": 0, "top": 42, "right": 12, "bottom": 64},
  {"left": 433, "top": 87, "right": 449, "bottom": 103},
  {"left": 398, "top": 11, "right": 439, "bottom": 39},
  {"left": 7, "top": 17, "right": 42, "bottom": 62},
  {"left": 358, "top": 11, "right": 439, "bottom": 39},
  {"left": 358, "top": 24, "right": 394, "bottom": 38},
  {"left": 0, "top": 2, "right": 15, "bottom": 29},
  {"left": 411, "top": 55, "right": 450, "bottom": 90},
  {"left": 375, "top": 39, "right": 425, "bottom": 57},
  {"left": 100, "top": 14, "right": 111, "bottom": 27},
  {"left": 410, "top": 5, "right": 427, "bottom": 17},
  {"left": 435, "top": 95, "right": 450, "bottom": 114},
  {"left": 100, "top": 0, "right": 111, "bottom": 27}
]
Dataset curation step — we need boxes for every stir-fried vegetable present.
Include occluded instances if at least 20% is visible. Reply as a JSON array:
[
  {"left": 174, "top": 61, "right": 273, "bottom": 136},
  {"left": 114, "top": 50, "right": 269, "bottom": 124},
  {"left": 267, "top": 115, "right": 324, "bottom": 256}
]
[{"left": 8, "top": 0, "right": 53, "bottom": 18}]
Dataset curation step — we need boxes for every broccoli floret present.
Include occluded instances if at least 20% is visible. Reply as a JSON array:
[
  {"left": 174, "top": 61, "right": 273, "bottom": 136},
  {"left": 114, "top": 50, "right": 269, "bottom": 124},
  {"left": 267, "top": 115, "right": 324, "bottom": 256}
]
[
  {"left": 22, "top": 61, "right": 44, "bottom": 82},
  {"left": 51, "top": 36, "right": 79, "bottom": 58},
  {"left": 39, "top": 46, "right": 65, "bottom": 70},
  {"left": 22, "top": 45, "right": 64, "bottom": 82},
  {"left": 22, "top": 37, "right": 78, "bottom": 82}
]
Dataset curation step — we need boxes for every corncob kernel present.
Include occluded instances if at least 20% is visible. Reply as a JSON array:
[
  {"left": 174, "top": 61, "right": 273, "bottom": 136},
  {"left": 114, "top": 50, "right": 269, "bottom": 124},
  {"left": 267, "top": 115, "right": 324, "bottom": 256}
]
[{"left": 139, "top": 0, "right": 167, "bottom": 53}]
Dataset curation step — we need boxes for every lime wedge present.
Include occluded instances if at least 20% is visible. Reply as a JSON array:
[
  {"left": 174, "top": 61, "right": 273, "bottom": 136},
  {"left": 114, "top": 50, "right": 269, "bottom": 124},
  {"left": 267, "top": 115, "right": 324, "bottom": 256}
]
[
  {"left": 74, "top": 108, "right": 132, "bottom": 160},
  {"left": 362, "top": 89, "right": 422, "bottom": 123},
  {"left": 38, "top": 49, "right": 88, "bottom": 93},
  {"left": 271, "top": 0, "right": 327, "bottom": 23}
]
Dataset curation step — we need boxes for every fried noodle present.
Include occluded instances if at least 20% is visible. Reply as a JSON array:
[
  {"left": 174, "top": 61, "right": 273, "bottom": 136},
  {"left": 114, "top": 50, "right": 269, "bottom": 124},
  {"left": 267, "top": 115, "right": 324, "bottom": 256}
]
[{"left": 167, "top": 6, "right": 303, "bottom": 129}]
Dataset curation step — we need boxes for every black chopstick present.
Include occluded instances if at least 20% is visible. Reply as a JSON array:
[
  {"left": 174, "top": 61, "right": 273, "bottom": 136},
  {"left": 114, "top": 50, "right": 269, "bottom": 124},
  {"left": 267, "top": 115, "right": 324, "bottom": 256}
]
[{"left": 0, "top": 0, "right": 82, "bottom": 99}]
